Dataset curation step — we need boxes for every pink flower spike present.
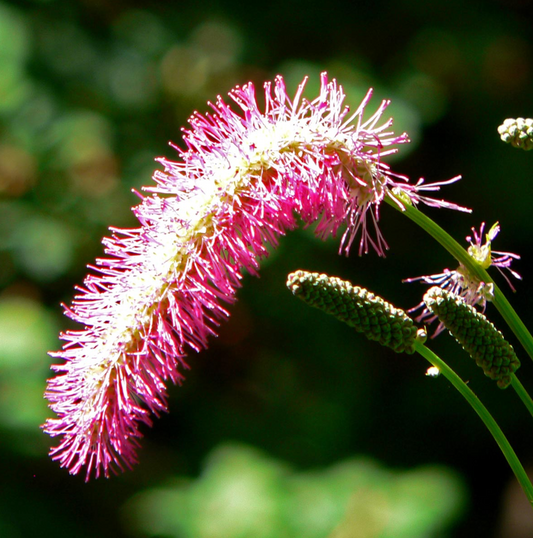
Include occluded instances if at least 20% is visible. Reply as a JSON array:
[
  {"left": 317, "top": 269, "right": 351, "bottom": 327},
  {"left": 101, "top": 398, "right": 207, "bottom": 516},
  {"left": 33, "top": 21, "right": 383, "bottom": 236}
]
[
  {"left": 405, "top": 222, "right": 521, "bottom": 336},
  {"left": 43, "top": 73, "right": 465, "bottom": 479}
]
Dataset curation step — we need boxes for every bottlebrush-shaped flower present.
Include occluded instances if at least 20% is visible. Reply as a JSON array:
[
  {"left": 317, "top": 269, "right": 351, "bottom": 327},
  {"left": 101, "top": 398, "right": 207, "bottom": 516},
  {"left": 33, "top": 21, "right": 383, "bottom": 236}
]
[
  {"left": 406, "top": 222, "right": 521, "bottom": 336},
  {"left": 43, "top": 73, "right": 465, "bottom": 479}
]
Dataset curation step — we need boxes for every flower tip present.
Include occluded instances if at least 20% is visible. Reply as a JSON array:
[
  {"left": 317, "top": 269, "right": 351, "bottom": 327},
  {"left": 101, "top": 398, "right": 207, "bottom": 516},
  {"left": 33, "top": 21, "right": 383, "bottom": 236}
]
[{"left": 498, "top": 117, "right": 533, "bottom": 150}]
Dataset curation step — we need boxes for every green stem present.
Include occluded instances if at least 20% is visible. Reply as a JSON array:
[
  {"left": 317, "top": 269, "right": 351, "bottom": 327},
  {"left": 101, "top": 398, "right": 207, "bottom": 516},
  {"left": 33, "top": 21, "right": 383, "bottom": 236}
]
[
  {"left": 415, "top": 341, "right": 533, "bottom": 507},
  {"left": 511, "top": 374, "right": 533, "bottom": 420},
  {"left": 385, "top": 194, "right": 533, "bottom": 362}
]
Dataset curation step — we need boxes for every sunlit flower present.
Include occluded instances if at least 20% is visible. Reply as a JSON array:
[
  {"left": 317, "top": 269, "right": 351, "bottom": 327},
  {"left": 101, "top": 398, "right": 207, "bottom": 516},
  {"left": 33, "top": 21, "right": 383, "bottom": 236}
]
[
  {"left": 498, "top": 117, "right": 533, "bottom": 151},
  {"left": 43, "top": 73, "right": 465, "bottom": 479},
  {"left": 406, "top": 222, "right": 521, "bottom": 336}
]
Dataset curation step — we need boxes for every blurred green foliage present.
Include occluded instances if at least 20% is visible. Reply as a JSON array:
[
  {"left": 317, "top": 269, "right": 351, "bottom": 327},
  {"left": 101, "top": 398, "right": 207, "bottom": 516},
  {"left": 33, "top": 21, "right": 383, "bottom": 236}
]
[
  {"left": 1, "top": 0, "right": 533, "bottom": 537},
  {"left": 123, "top": 443, "right": 466, "bottom": 538},
  {"left": 0, "top": 294, "right": 57, "bottom": 440}
]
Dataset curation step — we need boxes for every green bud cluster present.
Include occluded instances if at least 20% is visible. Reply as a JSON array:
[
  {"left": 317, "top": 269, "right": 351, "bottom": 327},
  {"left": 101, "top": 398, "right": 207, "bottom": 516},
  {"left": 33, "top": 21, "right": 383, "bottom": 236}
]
[
  {"left": 286, "top": 270, "right": 420, "bottom": 354},
  {"left": 423, "top": 287, "right": 520, "bottom": 388},
  {"left": 498, "top": 118, "right": 533, "bottom": 151}
]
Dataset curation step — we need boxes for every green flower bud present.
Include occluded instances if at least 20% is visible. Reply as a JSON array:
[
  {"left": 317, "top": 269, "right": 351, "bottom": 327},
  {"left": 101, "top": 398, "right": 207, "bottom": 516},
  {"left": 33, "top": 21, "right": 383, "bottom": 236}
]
[
  {"left": 498, "top": 118, "right": 533, "bottom": 151},
  {"left": 423, "top": 286, "right": 520, "bottom": 388},
  {"left": 287, "top": 270, "right": 420, "bottom": 354}
]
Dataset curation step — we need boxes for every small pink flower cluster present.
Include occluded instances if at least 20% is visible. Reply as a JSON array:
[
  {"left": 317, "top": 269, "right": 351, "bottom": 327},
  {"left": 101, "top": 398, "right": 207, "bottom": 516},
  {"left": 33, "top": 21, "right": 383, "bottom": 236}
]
[
  {"left": 43, "top": 73, "right": 464, "bottom": 479},
  {"left": 406, "top": 222, "right": 521, "bottom": 335}
]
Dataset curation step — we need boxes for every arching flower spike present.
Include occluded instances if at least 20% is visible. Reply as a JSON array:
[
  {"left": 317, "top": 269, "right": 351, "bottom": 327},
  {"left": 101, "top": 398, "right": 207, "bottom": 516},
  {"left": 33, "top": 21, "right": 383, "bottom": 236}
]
[{"left": 43, "top": 73, "right": 465, "bottom": 479}]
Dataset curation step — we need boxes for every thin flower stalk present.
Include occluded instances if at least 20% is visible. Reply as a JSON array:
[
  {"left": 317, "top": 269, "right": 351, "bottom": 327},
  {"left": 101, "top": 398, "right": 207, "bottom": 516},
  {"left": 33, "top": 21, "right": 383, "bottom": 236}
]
[
  {"left": 44, "top": 73, "right": 464, "bottom": 479},
  {"left": 414, "top": 341, "right": 533, "bottom": 507}
]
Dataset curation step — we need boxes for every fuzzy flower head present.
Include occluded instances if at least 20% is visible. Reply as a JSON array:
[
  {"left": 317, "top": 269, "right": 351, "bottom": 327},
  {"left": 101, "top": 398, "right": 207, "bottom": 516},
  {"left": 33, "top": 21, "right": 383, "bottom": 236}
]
[
  {"left": 43, "top": 73, "right": 465, "bottom": 480},
  {"left": 406, "top": 222, "right": 521, "bottom": 336}
]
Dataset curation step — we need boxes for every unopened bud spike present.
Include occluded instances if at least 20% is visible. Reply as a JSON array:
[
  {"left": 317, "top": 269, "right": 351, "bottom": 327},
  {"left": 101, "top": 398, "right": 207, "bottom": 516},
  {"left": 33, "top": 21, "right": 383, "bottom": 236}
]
[
  {"left": 423, "top": 286, "right": 520, "bottom": 388},
  {"left": 287, "top": 270, "right": 419, "bottom": 354}
]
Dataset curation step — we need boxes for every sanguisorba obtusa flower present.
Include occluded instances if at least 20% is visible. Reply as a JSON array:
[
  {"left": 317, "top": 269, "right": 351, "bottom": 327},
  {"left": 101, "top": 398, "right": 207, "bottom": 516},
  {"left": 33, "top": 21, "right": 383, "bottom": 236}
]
[{"left": 43, "top": 73, "right": 466, "bottom": 479}]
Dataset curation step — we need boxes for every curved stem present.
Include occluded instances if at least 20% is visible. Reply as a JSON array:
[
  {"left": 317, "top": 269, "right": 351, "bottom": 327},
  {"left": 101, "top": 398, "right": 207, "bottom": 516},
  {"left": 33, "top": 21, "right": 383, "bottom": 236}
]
[
  {"left": 512, "top": 374, "right": 533, "bottom": 420},
  {"left": 386, "top": 194, "right": 533, "bottom": 363},
  {"left": 415, "top": 341, "right": 533, "bottom": 507}
]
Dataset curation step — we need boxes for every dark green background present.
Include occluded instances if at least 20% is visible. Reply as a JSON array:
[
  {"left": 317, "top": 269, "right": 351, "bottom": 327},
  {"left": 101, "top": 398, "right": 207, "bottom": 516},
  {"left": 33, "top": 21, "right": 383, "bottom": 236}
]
[{"left": 1, "top": 0, "right": 533, "bottom": 536}]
